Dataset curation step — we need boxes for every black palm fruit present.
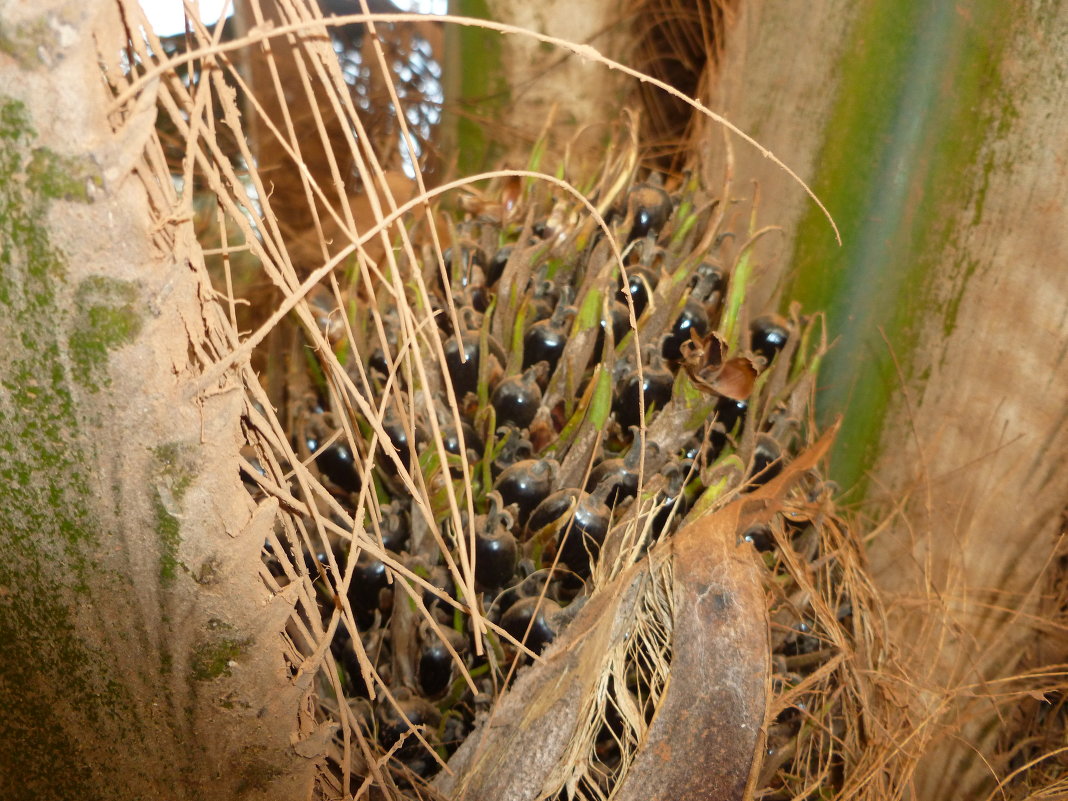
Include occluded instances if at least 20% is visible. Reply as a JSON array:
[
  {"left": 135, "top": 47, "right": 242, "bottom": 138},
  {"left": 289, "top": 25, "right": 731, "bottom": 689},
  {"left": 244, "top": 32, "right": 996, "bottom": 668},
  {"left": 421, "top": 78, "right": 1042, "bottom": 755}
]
[
  {"left": 306, "top": 428, "right": 360, "bottom": 494},
  {"left": 442, "top": 244, "right": 487, "bottom": 286},
  {"left": 494, "top": 458, "right": 556, "bottom": 527},
  {"left": 441, "top": 420, "right": 484, "bottom": 462},
  {"left": 348, "top": 552, "right": 390, "bottom": 628},
  {"left": 693, "top": 260, "right": 727, "bottom": 296},
  {"left": 594, "top": 299, "right": 633, "bottom": 359},
  {"left": 490, "top": 428, "right": 535, "bottom": 478},
  {"left": 523, "top": 317, "right": 567, "bottom": 372},
  {"left": 378, "top": 501, "right": 410, "bottom": 553},
  {"left": 262, "top": 159, "right": 834, "bottom": 788},
  {"left": 329, "top": 625, "right": 370, "bottom": 698},
  {"left": 716, "top": 396, "right": 748, "bottom": 434},
  {"left": 491, "top": 364, "right": 544, "bottom": 429},
  {"left": 379, "top": 414, "right": 427, "bottom": 475},
  {"left": 585, "top": 435, "right": 655, "bottom": 506},
  {"left": 617, "top": 266, "right": 658, "bottom": 318},
  {"left": 528, "top": 488, "right": 611, "bottom": 576},
  {"left": 741, "top": 524, "right": 775, "bottom": 552},
  {"left": 315, "top": 439, "right": 356, "bottom": 481},
  {"left": 443, "top": 329, "right": 483, "bottom": 398},
  {"left": 417, "top": 623, "right": 467, "bottom": 698},
  {"left": 376, "top": 691, "right": 441, "bottom": 774},
  {"left": 748, "top": 434, "right": 783, "bottom": 487},
  {"left": 368, "top": 346, "right": 389, "bottom": 377},
  {"left": 488, "top": 568, "right": 561, "bottom": 624},
  {"left": 500, "top": 596, "right": 561, "bottom": 655},
  {"left": 239, "top": 445, "right": 267, "bottom": 494},
  {"left": 614, "top": 352, "right": 674, "bottom": 430},
  {"left": 750, "top": 314, "right": 790, "bottom": 366},
  {"left": 651, "top": 462, "right": 691, "bottom": 539},
  {"left": 626, "top": 183, "right": 673, "bottom": 242},
  {"left": 531, "top": 219, "right": 549, "bottom": 239},
  {"left": 444, "top": 309, "right": 507, "bottom": 400},
  {"left": 682, "top": 426, "right": 727, "bottom": 465},
  {"left": 528, "top": 278, "right": 560, "bottom": 323},
  {"left": 474, "top": 493, "right": 519, "bottom": 590},
  {"left": 523, "top": 292, "right": 574, "bottom": 372},
  {"left": 586, "top": 456, "right": 637, "bottom": 506},
  {"left": 662, "top": 297, "right": 711, "bottom": 361},
  {"left": 487, "top": 245, "right": 512, "bottom": 284},
  {"left": 422, "top": 563, "right": 457, "bottom": 618}
]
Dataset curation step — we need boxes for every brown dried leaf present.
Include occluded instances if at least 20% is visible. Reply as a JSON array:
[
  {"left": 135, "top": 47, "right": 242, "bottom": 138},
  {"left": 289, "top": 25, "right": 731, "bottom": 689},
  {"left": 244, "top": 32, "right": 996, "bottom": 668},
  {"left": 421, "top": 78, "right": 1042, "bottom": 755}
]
[
  {"left": 710, "top": 356, "right": 758, "bottom": 401},
  {"left": 680, "top": 332, "right": 758, "bottom": 401},
  {"left": 437, "top": 426, "right": 838, "bottom": 801}
]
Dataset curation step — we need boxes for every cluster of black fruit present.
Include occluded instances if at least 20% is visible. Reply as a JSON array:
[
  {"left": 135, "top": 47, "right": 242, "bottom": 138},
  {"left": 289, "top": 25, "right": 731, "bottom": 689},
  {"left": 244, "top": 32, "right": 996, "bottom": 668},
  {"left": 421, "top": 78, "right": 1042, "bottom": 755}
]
[{"left": 254, "top": 181, "right": 799, "bottom": 782}]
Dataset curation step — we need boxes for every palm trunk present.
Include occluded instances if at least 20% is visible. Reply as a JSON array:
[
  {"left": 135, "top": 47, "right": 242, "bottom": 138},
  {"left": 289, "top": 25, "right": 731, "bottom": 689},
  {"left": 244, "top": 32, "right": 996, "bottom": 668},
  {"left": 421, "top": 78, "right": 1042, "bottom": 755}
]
[
  {"left": 0, "top": 4, "right": 310, "bottom": 798},
  {"left": 702, "top": 1, "right": 1068, "bottom": 794}
]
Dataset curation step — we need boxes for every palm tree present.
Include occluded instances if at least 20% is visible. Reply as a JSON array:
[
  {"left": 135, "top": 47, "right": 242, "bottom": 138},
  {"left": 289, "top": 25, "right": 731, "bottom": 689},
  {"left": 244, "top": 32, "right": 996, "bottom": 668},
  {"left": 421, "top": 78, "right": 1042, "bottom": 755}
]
[{"left": 2, "top": 1, "right": 1065, "bottom": 799}]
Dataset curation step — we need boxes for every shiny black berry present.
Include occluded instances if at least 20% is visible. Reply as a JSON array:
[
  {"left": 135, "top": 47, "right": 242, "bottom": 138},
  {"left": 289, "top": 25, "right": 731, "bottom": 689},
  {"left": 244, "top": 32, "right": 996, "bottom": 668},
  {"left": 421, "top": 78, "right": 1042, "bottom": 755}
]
[
  {"left": 528, "top": 488, "right": 611, "bottom": 575},
  {"left": 443, "top": 330, "right": 482, "bottom": 397},
  {"left": 585, "top": 439, "right": 648, "bottom": 507},
  {"left": 651, "top": 481, "right": 689, "bottom": 538},
  {"left": 750, "top": 315, "right": 790, "bottom": 365},
  {"left": 494, "top": 458, "right": 556, "bottom": 527},
  {"left": 311, "top": 439, "right": 360, "bottom": 494},
  {"left": 487, "top": 245, "right": 513, "bottom": 284},
  {"left": 443, "top": 244, "right": 487, "bottom": 285},
  {"left": 348, "top": 552, "right": 390, "bottom": 627},
  {"left": 490, "top": 429, "right": 535, "bottom": 479},
  {"left": 500, "top": 596, "right": 560, "bottom": 655},
  {"left": 586, "top": 457, "right": 637, "bottom": 506},
  {"left": 422, "top": 564, "right": 457, "bottom": 617},
  {"left": 376, "top": 692, "right": 441, "bottom": 773},
  {"left": 489, "top": 568, "right": 560, "bottom": 622},
  {"left": 491, "top": 366, "right": 543, "bottom": 429},
  {"left": 626, "top": 184, "right": 673, "bottom": 242},
  {"left": 616, "top": 266, "right": 658, "bottom": 318},
  {"left": 716, "top": 396, "right": 748, "bottom": 434},
  {"left": 441, "top": 421, "right": 484, "bottom": 461},
  {"left": 694, "top": 260, "right": 727, "bottom": 296},
  {"left": 368, "top": 346, "right": 390, "bottom": 376},
  {"left": 748, "top": 435, "right": 783, "bottom": 487},
  {"left": 523, "top": 319, "right": 566, "bottom": 372},
  {"left": 682, "top": 426, "right": 727, "bottom": 464},
  {"left": 417, "top": 625, "right": 466, "bottom": 697},
  {"left": 378, "top": 501, "right": 410, "bottom": 553},
  {"left": 379, "top": 416, "right": 425, "bottom": 474},
  {"left": 594, "top": 300, "right": 633, "bottom": 358},
  {"left": 662, "top": 297, "right": 710, "bottom": 361},
  {"left": 527, "top": 279, "right": 560, "bottom": 323},
  {"left": 443, "top": 329, "right": 504, "bottom": 399},
  {"left": 475, "top": 525, "right": 518, "bottom": 591},
  {"left": 614, "top": 357, "right": 674, "bottom": 430},
  {"left": 741, "top": 524, "right": 775, "bottom": 551}
]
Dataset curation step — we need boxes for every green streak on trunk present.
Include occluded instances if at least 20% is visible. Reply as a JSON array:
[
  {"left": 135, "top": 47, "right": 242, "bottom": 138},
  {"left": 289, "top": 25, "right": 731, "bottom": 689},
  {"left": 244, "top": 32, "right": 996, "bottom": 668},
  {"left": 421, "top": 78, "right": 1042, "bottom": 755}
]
[
  {"left": 443, "top": 0, "right": 508, "bottom": 176},
  {"left": 785, "top": 0, "right": 1015, "bottom": 496}
]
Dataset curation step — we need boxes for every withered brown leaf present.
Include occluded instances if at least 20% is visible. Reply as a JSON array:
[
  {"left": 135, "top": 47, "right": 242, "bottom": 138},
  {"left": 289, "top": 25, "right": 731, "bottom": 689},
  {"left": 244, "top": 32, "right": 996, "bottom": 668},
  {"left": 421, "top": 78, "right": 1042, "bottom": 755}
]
[
  {"left": 681, "top": 331, "right": 758, "bottom": 401},
  {"left": 436, "top": 426, "right": 839, "bottom": 801}
]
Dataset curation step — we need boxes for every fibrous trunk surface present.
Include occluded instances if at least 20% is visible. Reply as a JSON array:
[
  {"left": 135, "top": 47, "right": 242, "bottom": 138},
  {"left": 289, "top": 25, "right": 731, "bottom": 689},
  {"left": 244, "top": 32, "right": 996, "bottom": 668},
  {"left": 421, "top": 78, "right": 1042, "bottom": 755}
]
[{"left": 0, "top": 3, "right": 314, "bottom": 798}]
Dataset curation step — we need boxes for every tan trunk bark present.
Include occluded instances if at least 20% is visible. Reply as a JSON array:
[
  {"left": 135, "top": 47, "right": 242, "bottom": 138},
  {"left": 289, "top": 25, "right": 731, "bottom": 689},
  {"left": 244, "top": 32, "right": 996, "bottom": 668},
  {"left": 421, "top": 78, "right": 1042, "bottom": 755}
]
[
  {"left": 702, "top": 1, "right": 1068, "bottom": 795},
  {"left": 0, "top": 2, "right": 313, "bottom": 797}
]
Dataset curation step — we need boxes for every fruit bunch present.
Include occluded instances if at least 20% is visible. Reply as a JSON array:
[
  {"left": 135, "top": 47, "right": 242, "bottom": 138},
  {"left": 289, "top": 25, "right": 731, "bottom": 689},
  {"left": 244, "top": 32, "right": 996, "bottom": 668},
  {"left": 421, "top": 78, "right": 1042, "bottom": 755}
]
[{"left": 245, "top": 160, "right": 842, "bottom": 795}]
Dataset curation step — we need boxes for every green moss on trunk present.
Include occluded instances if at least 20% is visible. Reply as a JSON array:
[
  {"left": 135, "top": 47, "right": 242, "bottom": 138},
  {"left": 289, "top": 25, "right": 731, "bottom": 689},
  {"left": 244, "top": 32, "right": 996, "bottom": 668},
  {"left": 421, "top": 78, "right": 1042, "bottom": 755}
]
[{"left": 0, "top": 95, "right": 137, "bottom": 800}]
